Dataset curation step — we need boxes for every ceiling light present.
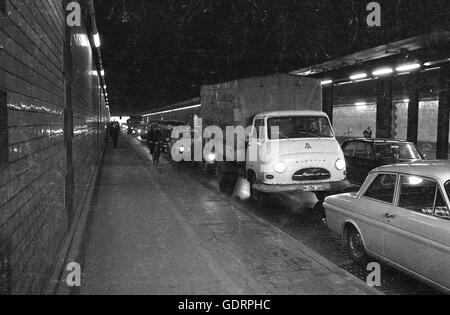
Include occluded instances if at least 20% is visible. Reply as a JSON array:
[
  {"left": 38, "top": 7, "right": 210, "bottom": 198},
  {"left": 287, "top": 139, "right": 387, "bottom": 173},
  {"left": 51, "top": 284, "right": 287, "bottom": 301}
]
[
  {"left": 350, "top": 73, "right": 368, "bottom": 80},
  {"left": 93, "top": 33, "right": 101, "bottom": 48},
  {"left": 396, "top": 63, "right": 421, "bottom": 72},
  {"left": 372, "top": 68, "right": 393, "bottom": 76},
  {"left": 321, "top": 80, "right": 333, "bottom": 85}
]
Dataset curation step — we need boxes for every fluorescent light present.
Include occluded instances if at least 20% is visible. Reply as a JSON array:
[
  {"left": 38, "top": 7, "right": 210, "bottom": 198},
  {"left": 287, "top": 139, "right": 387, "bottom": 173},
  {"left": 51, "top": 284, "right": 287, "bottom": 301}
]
[
  {"left": 143, "top": 104, "right": 202, "bottom": 117},
  {"left": 424, "top": 58, "right": 450, "bottom": 67},
  {"left": 396, "top": 63, "right": 421, "bottom": 72},
  {"left": 350, "top": 73, "right": 368, "bottom": 80},
  {"left": 355, "top": 102, "right": 367, "bottom": 106},
  {"left": 100, "top": 70, "right": 105, "bottom": 76},
  {"left": 90, "top": 70, "right": 98, "bottom": 76},
  {"left": 372, "top": 68, "right": 393, "bottom": 76},
  {"left": 403, "top": 99, "right": 410, "bottom": 103},
  {"left": 321, "top": 80, "right": 333, "bottom": 85},
  {"left": 103, "top": 85, "right": 107, "bottom": 89},
  {"left": 93, "top": 33, "right": 101, "bottom": 48}
]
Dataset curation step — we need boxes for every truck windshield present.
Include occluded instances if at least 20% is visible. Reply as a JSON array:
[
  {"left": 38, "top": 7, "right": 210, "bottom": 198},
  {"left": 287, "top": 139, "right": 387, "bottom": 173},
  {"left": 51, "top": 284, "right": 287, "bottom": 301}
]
[
  {"left": 373, "top": 143, "right": 422, "bottom": 160},
  {"left": 267, "top": 116, "right": 333, "bottom": 140}
]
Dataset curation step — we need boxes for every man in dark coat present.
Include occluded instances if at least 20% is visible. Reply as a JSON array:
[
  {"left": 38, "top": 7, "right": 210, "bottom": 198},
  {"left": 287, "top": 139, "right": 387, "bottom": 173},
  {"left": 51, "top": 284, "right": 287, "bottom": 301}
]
[{"left": 110, "top": 122, "right": 120, "bottom": 148}]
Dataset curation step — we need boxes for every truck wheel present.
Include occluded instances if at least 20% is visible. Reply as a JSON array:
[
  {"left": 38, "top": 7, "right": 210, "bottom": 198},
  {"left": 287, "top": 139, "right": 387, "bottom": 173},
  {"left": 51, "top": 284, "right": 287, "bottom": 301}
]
[{"left": 347, "top": 227, "right": 368, "bottom": 266}]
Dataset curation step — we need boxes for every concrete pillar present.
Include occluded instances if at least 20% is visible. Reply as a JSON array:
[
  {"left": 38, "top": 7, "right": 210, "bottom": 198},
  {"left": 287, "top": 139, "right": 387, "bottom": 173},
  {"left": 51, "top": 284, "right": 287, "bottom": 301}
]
[
  {"left": 407, "top": 73, "right": 420, "bottom": 145},
  {"left": 323, "top": 86, "right": 334, "bottom": 124},
  {"left": 436, "top": 65, "right": 450, "bottom": 160},
  {"left": 376, "top": 78, "right": 394, "bottom": 139}
]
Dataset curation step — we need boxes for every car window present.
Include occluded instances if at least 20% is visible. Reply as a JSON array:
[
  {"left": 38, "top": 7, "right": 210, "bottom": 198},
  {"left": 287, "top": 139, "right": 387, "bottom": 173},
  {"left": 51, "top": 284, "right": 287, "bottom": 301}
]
[
  {"left": 253, "top": 119, "right": 265, "bottom": 140},
  {"left": 374, "top": 143, "right": 422, "bottom": 160},
  {"left": 446, "top": 181, "right": 450, "bottom": 201},
  {"left": 363, "top": 174, "right": 397, "bottom": 204},
  {"left": 435, "top": 189, "right": 450, "bottom": 220},
  {"left": 354, "top": 142, "right": 373, "bottom": 160},
  {"left": 342, "top": 142, "right": 357, "bottom": 157},
  {"left": 398, "top": 175, "right": 450, "bottom": 219}
]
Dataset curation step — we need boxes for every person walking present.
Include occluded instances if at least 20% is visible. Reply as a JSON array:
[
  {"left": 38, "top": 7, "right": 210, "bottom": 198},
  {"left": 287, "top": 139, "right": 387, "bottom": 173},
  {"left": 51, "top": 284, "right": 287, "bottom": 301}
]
[{"left": 110, "top": 122, "right": 120, "bottom": 149}]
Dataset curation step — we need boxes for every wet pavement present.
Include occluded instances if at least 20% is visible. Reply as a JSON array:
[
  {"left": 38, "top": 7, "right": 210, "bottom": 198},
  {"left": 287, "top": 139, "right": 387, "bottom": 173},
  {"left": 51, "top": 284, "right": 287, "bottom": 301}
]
[{"left": 80, "top": 135, "right": 379, "bottom": 295}]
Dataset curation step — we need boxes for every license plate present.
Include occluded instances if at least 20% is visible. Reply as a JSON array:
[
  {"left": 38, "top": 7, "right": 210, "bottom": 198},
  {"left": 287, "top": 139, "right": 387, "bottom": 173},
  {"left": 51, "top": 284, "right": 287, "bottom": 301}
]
[{"left": 302, "top": 184, "right": 331, "bottom": 191}]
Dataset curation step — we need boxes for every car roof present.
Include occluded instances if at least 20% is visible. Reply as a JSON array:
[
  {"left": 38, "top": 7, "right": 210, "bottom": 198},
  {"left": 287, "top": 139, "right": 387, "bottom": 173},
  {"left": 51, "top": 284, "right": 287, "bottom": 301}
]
[
  {"left": 344, "top": 138, "right": 414, "bottom": 144},
  {"left": 373, "top": 161, "right": 450, "bottom": 182},
  {"left": 255, "top": 110, "right": 328, "bottom": 119}
]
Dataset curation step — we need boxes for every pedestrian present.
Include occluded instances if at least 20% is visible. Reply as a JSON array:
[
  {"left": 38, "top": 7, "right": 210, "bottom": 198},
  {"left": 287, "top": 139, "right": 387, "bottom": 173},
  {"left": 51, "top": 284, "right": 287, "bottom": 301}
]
[
  {"left": 363, "top": 126, "right": 373, "bottom": 139},
  {"left": 110, "top": 122, "right": 120, "bottom": 148}
]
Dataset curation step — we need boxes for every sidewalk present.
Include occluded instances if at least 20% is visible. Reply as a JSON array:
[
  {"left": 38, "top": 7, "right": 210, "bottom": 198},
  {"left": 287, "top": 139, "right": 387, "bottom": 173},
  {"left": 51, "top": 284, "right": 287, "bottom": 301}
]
[{"left": 80, "top": 135, "right": 379, "bottom": 295}]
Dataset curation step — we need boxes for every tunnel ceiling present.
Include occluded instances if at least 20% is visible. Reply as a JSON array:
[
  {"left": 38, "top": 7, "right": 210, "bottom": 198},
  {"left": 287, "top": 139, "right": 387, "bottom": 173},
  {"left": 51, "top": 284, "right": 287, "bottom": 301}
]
[{"left": 94, "top": 0, "right": 450, "bottom": 115}]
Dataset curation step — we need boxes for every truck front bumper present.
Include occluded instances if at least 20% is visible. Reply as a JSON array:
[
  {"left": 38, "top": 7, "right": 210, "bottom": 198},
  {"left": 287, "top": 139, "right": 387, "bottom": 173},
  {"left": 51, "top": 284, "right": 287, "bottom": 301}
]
[{"left": 253, "top": 180, "right": 350, "bottom": 194}]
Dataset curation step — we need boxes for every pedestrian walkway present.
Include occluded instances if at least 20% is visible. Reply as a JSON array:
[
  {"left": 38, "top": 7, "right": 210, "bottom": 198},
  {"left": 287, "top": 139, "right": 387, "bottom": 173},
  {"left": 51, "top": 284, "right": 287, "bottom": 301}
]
[{"left": 80, "top": 135, "right": 379, "bottom": 295}]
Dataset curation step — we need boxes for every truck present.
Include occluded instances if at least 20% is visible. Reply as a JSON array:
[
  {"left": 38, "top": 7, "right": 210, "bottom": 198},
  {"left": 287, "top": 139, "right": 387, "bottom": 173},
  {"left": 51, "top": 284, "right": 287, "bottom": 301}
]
[{"left": 199, "top": 74, "right": 349, "bottom": 202}]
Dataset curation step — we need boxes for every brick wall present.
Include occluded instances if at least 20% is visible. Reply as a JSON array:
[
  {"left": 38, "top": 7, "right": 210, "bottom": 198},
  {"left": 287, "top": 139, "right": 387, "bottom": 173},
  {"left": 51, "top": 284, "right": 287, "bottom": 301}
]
[{"left": 0, "top": 0, "right": 107, "bottom": 294}]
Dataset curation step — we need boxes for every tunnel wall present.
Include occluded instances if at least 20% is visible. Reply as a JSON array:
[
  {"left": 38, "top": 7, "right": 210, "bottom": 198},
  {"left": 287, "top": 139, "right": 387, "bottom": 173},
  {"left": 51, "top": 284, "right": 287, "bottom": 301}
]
[
  {"left": 333, "top": 101, "right": 450, "bottom": 159},
  {"left": 0, "top": 0, "right": 108, "bottom": 294}
]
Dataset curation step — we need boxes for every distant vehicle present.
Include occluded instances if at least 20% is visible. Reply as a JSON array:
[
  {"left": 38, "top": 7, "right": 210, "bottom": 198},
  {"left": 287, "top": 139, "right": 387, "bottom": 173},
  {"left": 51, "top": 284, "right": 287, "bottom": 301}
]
[
  {"left": 147, "top": 120, "right": 187, "bottom": 153},
  {"left": 127, "top": 116, "right": 144, "bottom": 134},
  {"left": 170, "top": 130, "right": 217, "bottom": 171},
  {"left": 201, "top": 74, "right": 349, "bottom": 201},
  {"left": 323, "top": 161, "right": 450, "bottom": 293},
  {"left": 342, "top": 139, "right": 425, "bottom": 185}
]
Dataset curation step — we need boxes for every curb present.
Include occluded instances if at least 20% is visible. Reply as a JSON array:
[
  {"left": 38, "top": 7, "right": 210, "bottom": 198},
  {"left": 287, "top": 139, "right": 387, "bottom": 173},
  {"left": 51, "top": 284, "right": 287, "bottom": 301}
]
[{"left": 44, "top": 147, "right": 106, "bottom": 295}]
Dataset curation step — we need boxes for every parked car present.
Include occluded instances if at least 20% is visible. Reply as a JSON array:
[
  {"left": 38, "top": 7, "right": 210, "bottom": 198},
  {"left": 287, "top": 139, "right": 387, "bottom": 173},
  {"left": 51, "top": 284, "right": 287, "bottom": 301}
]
[
  {"left": 342, "top": 139, "right": 425, "bottom": 185},
  {"left": 324, "top": 161, "right": 450, "bottom": 293}
]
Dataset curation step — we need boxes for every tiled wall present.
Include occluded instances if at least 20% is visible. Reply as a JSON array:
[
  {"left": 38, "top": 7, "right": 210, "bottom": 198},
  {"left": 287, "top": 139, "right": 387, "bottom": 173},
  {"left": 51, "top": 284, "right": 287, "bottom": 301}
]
[{"left": 0, "top": 0, "right": 107, "bottom": 294}]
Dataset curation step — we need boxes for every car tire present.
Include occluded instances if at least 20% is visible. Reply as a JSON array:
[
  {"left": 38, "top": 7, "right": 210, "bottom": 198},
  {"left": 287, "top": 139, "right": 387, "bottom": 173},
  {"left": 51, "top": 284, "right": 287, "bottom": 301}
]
[{"left": 347, "top": 227, "right": 368, "bottom": 266}]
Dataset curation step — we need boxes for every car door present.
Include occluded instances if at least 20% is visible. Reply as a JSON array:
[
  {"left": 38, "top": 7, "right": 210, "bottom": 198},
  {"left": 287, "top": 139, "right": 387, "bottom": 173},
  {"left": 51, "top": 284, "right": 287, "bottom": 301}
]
[
  {"left": 383, "top": 174, "right": 450, "bottom": 287},
  {"left": 342, "top": 141, "right": 357, "bottom": 183},
  {"left": 247, "top": 118, "right": 266, "bottom": 179},
  {"left": 353, "top": 142, "right": 375, "bottom": 184},
  {"left": 357, "top": 173, "right": 398, "bottom": 257}
]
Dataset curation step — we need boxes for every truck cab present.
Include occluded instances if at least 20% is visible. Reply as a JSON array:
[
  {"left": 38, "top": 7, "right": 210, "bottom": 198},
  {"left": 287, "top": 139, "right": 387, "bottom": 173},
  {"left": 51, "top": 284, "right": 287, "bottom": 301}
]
[{"left": 246, "top": 111, "right": 349, "bottom": 195}]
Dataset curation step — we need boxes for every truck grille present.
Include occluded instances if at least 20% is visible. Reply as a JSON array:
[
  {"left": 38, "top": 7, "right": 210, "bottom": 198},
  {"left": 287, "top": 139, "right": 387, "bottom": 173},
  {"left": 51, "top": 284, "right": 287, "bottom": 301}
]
[{"left": 292, "top": 168, "right": 331, "bottom": 181}]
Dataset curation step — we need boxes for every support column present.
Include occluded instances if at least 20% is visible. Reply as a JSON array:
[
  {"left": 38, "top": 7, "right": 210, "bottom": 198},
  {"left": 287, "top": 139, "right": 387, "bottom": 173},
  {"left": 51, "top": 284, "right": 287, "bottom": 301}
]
[
  {"left": 407, "top": 73, "right": 420, "bottom": 145},
  {"left": 323, "top": 86, "right": 334, "bottom": 124},
  {"left": 376, "top": 78, "right": 394, "bottom": 139},
  {"left": 436, "top": 65, "right": 450, "bottom": 160}
]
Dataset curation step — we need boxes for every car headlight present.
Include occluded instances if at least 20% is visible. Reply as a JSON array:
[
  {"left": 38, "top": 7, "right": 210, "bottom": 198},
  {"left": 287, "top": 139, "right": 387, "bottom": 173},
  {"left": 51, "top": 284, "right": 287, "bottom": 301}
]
[
  {"left": 206, "top": 153, "right": 216, "bottom": 162},
  {"left": 336, "top": 158, "right": 346, "bottom": 170},
  {"left": 274, "top": 162, "right": 287, "bottom": 173}
]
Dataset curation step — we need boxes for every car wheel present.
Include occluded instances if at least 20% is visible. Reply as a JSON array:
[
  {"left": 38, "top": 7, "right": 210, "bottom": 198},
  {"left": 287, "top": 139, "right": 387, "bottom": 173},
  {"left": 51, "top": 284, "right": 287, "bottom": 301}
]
[{"left": 347, "top": 227, "right": 368, "bottom": 266}]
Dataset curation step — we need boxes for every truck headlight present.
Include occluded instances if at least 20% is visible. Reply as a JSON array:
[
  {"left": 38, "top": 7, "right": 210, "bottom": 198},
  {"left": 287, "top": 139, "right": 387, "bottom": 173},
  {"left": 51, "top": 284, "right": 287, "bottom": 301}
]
[
  {"left": 335, "top": 158, "right": 346, "bottom": 170},
  {"left": 274, "top": 162, "right": 287, "bottom": 173}
]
